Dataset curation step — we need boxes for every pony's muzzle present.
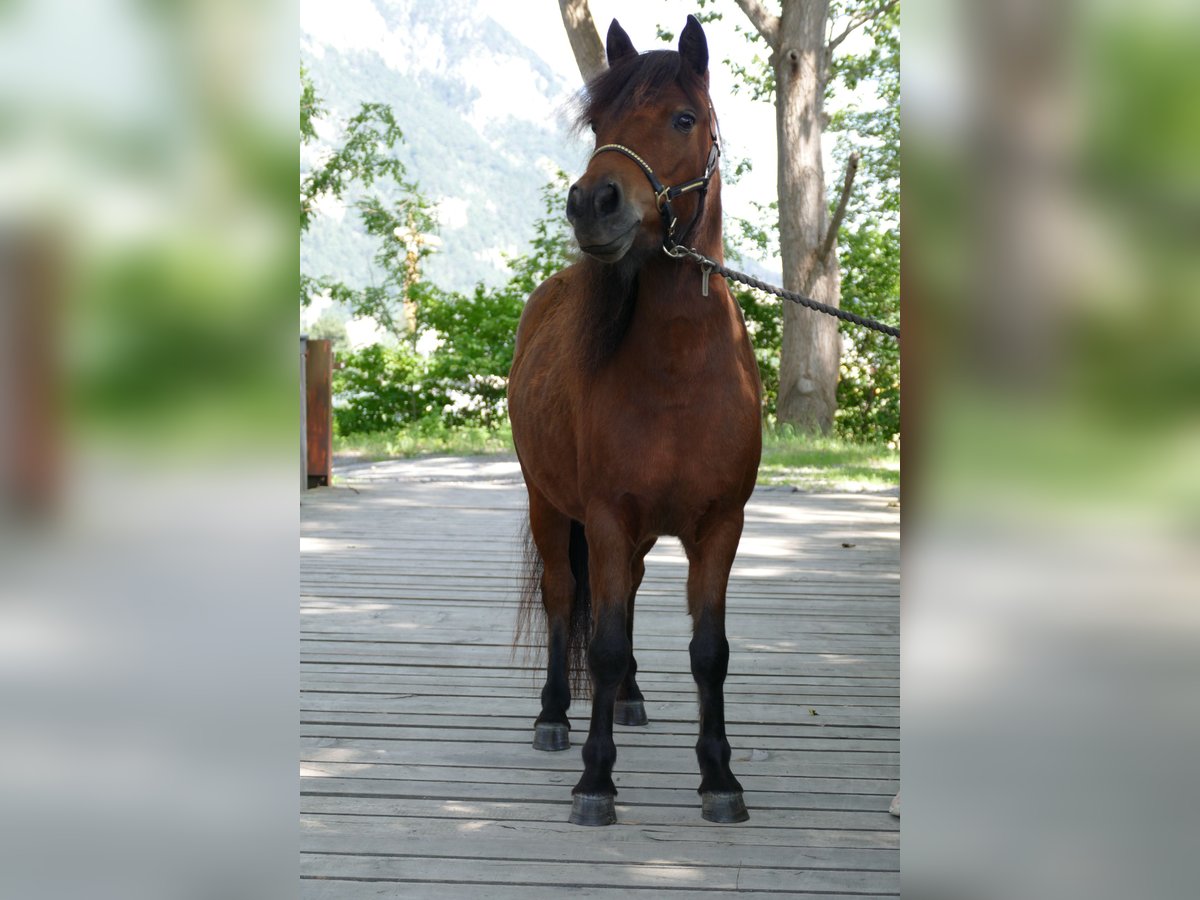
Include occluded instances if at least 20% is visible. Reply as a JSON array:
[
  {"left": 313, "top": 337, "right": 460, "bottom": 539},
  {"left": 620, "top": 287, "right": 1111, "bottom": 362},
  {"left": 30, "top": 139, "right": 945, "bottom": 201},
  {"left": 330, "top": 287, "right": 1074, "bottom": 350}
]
[
  {"left": 567, "top": 177, "right": 639, "bottom": 263},
  {"left": 567, "top": 178, "right": 623, "bottom": 222}
]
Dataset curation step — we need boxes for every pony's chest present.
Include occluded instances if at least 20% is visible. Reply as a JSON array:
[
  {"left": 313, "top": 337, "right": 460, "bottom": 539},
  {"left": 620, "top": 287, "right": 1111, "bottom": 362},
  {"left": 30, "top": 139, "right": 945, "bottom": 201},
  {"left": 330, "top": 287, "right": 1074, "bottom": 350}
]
[
  {"left": 654, "top": 316, "right": 710, "bottom": 380},
  {"left": 586, "top": 361, "right": 758, "bottom": 516},
  {"left": 599, "top": 317, "right": 756, "bottom": 440}
]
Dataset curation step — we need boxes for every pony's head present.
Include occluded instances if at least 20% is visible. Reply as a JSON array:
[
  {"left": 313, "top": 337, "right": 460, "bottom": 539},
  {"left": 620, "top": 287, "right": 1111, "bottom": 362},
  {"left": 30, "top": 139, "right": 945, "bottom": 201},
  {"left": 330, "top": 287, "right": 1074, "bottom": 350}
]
[{"left": 568, "top": 16, "right": 718, "bottom": 266}]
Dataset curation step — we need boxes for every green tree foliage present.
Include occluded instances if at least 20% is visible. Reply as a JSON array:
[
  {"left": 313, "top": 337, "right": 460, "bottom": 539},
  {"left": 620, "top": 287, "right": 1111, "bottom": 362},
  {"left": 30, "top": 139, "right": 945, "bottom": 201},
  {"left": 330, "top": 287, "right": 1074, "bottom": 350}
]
[
  {"left": 836, "top": 225, "right": 899, "bottom": 443},
  {"left": 303, "top": 71, "right": 577, "bottom": 434},
  {"left": 413, "top": 180, "right": 574, "bottom": 427},
  {"left": 307, "top": 307, "right": 350, "bottom": 354},
  {"left": 725, "top": 201, "right": 783, "bottom": 416},
  {"left": 300, "top": 67, "right": 435, "bottom": 333},
  {"left": 829, "top": 2, "right": 900, "bottom": 445},
  {"left": 330, "top": 175, "right": 575, "bottom": 433}
]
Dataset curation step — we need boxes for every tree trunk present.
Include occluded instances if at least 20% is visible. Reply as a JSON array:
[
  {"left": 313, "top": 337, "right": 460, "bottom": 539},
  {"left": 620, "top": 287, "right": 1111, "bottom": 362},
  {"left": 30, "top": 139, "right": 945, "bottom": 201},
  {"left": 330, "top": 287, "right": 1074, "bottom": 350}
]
[
  {"left": 774, "top": 0, "right": 840, "bottom": 434},
  {"left": 557, "top": 0, "right": 606, "bottom": 83}
]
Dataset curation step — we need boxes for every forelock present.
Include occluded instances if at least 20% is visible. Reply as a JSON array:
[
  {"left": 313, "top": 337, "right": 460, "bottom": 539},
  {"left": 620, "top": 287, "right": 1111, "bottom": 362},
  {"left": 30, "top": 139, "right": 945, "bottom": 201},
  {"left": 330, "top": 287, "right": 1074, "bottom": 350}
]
[{"left": 572, "top": 50, "right": 707, "bottom": 134}]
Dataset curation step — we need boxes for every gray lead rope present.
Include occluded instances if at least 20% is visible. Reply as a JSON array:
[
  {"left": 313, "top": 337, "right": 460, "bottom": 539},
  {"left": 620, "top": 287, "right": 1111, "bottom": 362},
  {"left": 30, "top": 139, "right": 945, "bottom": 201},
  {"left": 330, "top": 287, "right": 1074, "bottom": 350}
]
[{"left": 665, "top": 244, "right": 901, "bottom": 340}]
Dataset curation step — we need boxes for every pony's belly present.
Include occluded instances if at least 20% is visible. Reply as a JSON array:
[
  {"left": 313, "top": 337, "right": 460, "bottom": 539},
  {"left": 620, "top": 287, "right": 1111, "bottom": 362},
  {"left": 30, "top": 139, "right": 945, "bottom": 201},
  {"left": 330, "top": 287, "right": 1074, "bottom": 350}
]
[{"left": 584, "top": 414, "right": 759, "bottom": 539}]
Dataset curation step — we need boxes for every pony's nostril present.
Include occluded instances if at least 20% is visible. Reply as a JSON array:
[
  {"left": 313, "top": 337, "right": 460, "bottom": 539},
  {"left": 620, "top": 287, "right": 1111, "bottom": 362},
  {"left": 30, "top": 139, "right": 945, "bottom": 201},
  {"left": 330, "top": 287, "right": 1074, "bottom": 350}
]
[
  {"left": 566, "top": 184, "right": 584, "bottom": 220},
  {"left": 594, "top": 181, "right": 621, "bottom": 218}
]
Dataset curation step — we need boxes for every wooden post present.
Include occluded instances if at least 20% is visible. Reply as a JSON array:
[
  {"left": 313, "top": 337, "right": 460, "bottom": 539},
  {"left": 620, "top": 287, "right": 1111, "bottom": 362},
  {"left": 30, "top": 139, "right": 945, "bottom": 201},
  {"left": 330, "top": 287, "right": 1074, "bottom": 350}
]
[
  {"left": 300, "top": 335, "right": 308, "bottom": 493},
  {"left": 0, "top": 229, "right": 60, "bottom": 516},
  {"left": 305, "top": 339, "right": 332, "bottom": 488}
]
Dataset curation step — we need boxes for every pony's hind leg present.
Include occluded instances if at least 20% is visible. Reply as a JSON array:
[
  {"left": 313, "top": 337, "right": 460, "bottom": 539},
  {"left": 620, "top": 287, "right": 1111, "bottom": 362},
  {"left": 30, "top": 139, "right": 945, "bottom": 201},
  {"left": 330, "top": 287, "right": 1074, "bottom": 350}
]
[
  {"left": 527, "top": 490, "right": 577, "bottom": 752},
  {"left": 614, "top": 540, "right": 655, "bottom": 727},
  {"left": 684, "top": 511, "right": 749, "bottom": 823}
]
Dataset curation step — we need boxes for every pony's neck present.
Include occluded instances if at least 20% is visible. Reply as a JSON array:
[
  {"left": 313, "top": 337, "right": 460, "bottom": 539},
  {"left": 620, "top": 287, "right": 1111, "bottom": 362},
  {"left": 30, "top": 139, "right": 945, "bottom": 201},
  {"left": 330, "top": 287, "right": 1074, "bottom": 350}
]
[
  {"left": 574, "top": 182, "right": 725, "bottom": 371},
  {"left": 638, "top": 184, "right": 724, "bottom": 314}
]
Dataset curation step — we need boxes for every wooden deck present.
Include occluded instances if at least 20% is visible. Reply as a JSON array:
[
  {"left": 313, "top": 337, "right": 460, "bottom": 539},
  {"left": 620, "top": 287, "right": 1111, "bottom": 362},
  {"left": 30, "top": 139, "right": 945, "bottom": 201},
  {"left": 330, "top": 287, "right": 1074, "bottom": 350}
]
[{"left": 301, "top": 456, "right": 899, "bottom": 898}]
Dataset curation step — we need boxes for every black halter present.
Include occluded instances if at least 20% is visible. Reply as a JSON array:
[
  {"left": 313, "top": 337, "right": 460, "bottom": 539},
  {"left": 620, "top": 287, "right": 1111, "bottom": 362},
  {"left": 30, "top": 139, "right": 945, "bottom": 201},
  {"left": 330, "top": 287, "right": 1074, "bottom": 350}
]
[{"left": 589, "top": 115, "right": 721, "bottom": 251}]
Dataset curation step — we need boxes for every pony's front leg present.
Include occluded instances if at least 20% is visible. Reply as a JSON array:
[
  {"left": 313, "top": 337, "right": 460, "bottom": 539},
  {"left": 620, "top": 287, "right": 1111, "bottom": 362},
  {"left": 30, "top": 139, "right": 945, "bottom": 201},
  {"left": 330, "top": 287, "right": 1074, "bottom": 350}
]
[
  {"left": 569, "top": 507, "right": 633, "bottom": 826},
  {"left": 685, "top": 511, "right": 749, "bottom": 823}
]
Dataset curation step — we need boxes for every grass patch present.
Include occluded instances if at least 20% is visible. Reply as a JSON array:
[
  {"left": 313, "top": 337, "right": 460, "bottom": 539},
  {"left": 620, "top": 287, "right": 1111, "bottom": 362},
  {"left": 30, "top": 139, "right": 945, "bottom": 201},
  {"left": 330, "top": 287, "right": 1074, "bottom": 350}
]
[
  {"left": 334, "top": 422, "right": 515, "bottom": 460},
  {"left": 334, "top": 425, "right": 898, "bottom": 491},
  {"left": 759, "top": 432, "right": 899, "bottom": 491}
]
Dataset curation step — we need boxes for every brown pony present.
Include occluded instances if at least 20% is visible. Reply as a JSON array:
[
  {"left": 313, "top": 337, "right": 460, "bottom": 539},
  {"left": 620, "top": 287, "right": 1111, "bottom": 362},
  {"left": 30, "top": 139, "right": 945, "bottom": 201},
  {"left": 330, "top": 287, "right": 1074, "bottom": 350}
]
[{"left": 508, "top": 16, "right": 761, "bottom": 826}]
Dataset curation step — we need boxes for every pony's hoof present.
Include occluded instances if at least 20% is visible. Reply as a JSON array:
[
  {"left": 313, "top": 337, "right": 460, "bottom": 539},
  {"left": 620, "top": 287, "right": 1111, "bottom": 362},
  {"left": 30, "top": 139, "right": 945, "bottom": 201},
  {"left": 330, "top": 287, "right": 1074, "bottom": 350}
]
[
  {"left": 569, "top": 793, "right": 617, "bottom": 826},
  {"left": 532, "top": 722, "right": 570, "bottom": 752},
  {"left": 614, "top": 698, "right": 648, "bottom": 726},
  {"left": 701, "top": 791, "right": 749, "bottom": 824}
]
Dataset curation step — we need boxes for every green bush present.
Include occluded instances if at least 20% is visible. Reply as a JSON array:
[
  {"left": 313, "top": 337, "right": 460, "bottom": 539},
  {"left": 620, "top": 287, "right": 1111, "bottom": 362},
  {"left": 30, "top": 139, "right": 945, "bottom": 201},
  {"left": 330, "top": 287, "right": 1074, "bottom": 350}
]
[
  {"left": 411, "top": 175, "right": 574, "bottom": 428},
  {"left": 332, "top": 343, "right": 445, "bottom": 434},
  {"left": 412, "top": 280, "right": 524, "bottom": 428},
  {"left": 834, "top": 224, "right": 900, "bottom": 446}
]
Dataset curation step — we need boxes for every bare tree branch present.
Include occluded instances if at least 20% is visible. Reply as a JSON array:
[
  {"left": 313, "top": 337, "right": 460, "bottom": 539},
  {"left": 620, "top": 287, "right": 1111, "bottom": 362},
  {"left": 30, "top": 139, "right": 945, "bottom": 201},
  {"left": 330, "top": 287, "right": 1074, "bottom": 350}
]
[
  {"left": 798, "top": 151, "right": 860, "bottom": 294},
  {"left": 827, "top": 0, "right": 897, "bottom": 56},
  {"left": 733, "top": 0, "right": 781, "bottom": 50},
  {"left": 558, "top": 0, "right": 607, "bottom": 84},
  {"left": 819, "top": 151, "right": 860, "bottom": 263}
]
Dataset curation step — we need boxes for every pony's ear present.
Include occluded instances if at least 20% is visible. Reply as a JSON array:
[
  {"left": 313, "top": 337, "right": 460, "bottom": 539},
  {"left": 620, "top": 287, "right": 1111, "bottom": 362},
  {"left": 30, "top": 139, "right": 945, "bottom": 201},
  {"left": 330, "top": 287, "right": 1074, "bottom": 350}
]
[
  {"left": 678, "top": 14, "right": 708, "bottom": 75},
  {"left": 606, "top": 19, "right": 637, "bottom": 65}
]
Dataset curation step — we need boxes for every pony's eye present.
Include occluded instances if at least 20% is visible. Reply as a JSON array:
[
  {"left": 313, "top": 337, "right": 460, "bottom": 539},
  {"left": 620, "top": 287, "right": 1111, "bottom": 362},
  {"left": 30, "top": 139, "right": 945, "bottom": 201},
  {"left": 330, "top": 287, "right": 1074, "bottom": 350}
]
[
  {"left": 674, "top": 112, "right": 697, "bottom": 133},
  {"left": 590, "top": 121, "right": 597, "bottom": 134}
]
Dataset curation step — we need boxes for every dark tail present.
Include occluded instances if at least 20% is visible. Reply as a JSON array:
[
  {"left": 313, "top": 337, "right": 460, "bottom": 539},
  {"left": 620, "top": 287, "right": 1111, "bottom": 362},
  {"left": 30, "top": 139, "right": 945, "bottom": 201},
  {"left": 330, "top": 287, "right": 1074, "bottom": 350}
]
[{"left": 515, "top": 516, "right": 593, "bottom": 696}]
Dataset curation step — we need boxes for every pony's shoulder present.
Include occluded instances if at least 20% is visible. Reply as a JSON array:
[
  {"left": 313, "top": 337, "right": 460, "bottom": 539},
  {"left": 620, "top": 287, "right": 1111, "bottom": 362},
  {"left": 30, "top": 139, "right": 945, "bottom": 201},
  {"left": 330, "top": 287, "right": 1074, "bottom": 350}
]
[
  {"left": 530, "top": 262, "right": 584, "bottom": 300},
  {"left": 515, "top": 264, "right": 581, "bottom": 350},
  {"left": 523, "top": 264, "right": 584, "bottom": 317}
]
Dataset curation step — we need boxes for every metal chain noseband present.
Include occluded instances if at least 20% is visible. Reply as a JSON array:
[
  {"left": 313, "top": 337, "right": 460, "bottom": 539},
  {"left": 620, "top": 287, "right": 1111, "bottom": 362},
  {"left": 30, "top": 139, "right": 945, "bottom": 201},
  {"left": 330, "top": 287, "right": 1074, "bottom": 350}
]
[{"left": 665, "top": 244, "right": 901, "bottom": 340}]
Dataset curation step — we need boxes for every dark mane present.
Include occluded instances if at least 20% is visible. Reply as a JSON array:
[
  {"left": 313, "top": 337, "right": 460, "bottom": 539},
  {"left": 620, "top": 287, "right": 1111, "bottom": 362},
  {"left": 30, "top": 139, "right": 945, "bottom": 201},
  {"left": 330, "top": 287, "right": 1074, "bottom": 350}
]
[
  {"left": 574, "top": 255, "right": 639, "bottom": 372},
  {"left": 573, "top": 50, "right": 708, "bottom": 132}
]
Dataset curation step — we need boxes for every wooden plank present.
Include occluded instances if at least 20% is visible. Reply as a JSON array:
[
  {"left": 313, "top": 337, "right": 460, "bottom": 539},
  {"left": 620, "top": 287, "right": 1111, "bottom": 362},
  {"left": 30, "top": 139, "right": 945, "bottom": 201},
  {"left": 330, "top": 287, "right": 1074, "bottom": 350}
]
[
  {"left": 301, "top": 880, "right": 897, "bottom": 900},
  {"left": 300, "top": 667, "right": 902, "bottom": 696},
  {"left": 298, "top": 676, "right": 900, "bottom": 700},
  {"left": 299, "top": 766, "right": 896, "bottom": 804},
  {"left": 299, "top": 775, "right": 896, "bottom": 815},
  {"left": 299, "top": 853, "right": 900, "bottom": 893},
  {"left": 299, "top": 646, "right": 899, "bottom": 676},
  {"left": 302, "top": 811, "right": 900, "bottom": 850},
  {"left": 299, "top": 796, "right": 898, "bottom": 836},
  {"left": 299, "top": 687, "right": 898, "bottom": 709},
  {"left": 299, "top": 609, "right": 899, "bottom": 636},
  {"left": 299, "top": 741, "right": 898, "bottom": 781},
  {"left": 298, "top": 763, "right": 897, "bottom": 796},
  {"left": 301, "top": 828, "right": 898, "bottom": 869},
  {"left": 299, "top": 715, "right": 896, "bottom": 743},
  {"left": 296, "top": 698, "right": 897, "bottom": 729},
  {"left": 299, "top": 729, "right": 899, "bottom": 765}
]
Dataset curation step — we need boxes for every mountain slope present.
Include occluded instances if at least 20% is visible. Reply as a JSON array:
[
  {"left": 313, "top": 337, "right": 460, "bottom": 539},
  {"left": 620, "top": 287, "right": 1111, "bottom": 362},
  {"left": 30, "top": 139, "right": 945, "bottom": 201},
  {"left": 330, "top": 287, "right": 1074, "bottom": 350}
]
[{"left": 301, "top": 0, "right": 587, "bottom": 294}]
